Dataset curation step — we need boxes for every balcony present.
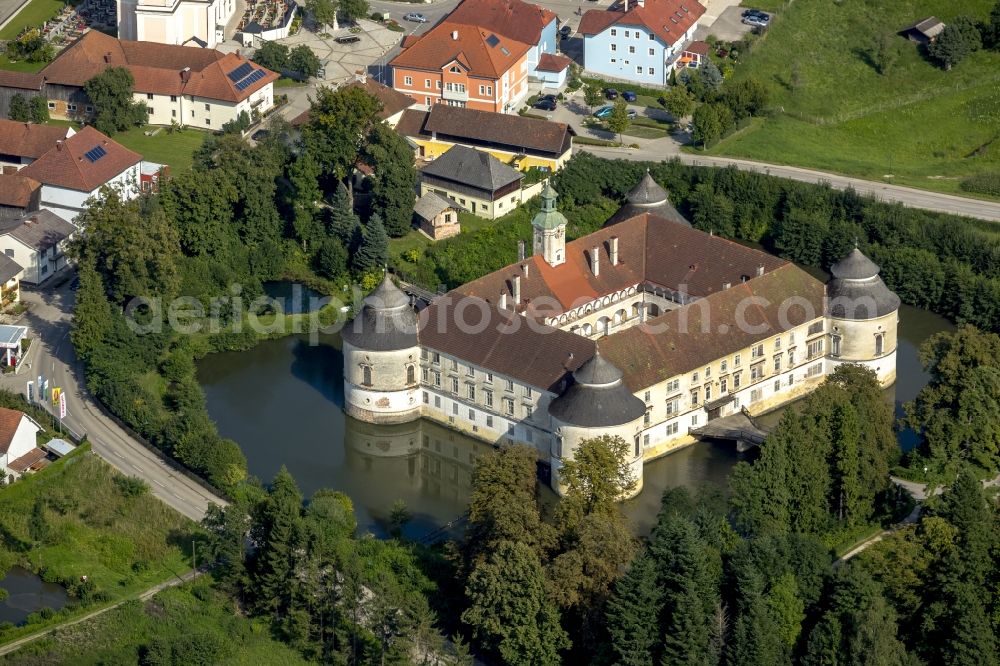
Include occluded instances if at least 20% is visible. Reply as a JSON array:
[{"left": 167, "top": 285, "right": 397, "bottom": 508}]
[{"left": 442, "top": 86, "right": 469, "bottom": 102}]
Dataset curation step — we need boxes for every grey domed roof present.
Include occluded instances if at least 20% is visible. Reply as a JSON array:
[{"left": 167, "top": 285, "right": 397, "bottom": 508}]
[
  {"left": 341, "top": 275, "right": 419, "bottom": 351},
  {"left": 604, "top": 171, "right": 690, "bottom": 228},
  {"left": 830, "top": 248, "right": 880, "bottom": 280},
  {"left": 627, "top": 171, "right": 669, "bottom": 206},
  {"left": 549, "top": 350, "right": 646, "bottom": 428},
  {"left": 826, "top": 248, "right": 900, "bottom": 320}
]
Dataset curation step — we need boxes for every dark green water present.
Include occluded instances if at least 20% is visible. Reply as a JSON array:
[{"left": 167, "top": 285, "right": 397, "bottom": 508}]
[
  {"left": 0, "top": 567, "right": 69, "bottom": 625},
  {"left": 197, "top": 303, "right": 952, "bottom": 537}
]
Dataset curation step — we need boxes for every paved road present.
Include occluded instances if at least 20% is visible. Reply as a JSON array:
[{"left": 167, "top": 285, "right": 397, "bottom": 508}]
[
  {"left": 0, "top": 280, "right": 225, "bottom": 522},
  {"left": 0, "top": 569, "right": 204, "bottom": 657}
]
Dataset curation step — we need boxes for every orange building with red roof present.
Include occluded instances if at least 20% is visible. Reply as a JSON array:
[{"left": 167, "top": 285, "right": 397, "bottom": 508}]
[{"left": 35, "top": 31, "right": 277, "bottom": 130}]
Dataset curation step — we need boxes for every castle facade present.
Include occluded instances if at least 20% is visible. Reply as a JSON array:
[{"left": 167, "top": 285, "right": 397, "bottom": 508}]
[{"left": 341, "top": 175, "right": 900, "bottom": 497}]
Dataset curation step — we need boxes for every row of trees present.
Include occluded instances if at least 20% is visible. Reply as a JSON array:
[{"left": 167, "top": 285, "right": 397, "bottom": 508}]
[
  {"left": 7, "top": 93, "right": 49, "bottom": 124},
  {"left": 252, "top": 41, "right": 322, "bottom": 79}
]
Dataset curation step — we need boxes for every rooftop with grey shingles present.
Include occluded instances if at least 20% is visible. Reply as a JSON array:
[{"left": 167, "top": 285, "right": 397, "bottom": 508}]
[
  {"left": 420, "top": 145, "right": 523, "bottom": 193},
  {"left": 413, "top": 191, "right": 464, "bottom": 221},
  {"left": 0, "top": 209, "right": 76, "bottom": 251}
]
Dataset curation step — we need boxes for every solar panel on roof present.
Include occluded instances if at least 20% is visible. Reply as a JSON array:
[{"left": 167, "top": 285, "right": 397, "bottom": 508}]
[
  {"left": 486, "top": 34, "right": 500, "bottom": 47},
  {"left": 227, "top": 62, "right": 253, "bottom": 81},
  {"left": 234, "top": 68, "right": 266, "bottom": 91},
  {"left": 84, "top": 145, "right": 107, "bottom": 163}
]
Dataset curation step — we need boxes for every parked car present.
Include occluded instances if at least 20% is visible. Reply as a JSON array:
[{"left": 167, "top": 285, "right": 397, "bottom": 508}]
[
  {"left": 604, "top": 88, "right": 619, "bottom": 99},
  {"left": 594, "top": 105, "right": 614, "bottom": 118},
  {"left": 251, "top": 129, "right": 269, "bottom": 142},
  {"left": 535, "top": 95, "right": 557, "bottom": 111},
  {"left": 743, "top": 15, "right": 769, "bottom": 27},
  {"left": 335, "top": 35, "right": 361, "bottom": 44},
  {"left": 622, "top": 90, "right": 637, "bottom": 102},
  {"left": 559, "top": 24, "right": 573, "bottom": 37},
  {"left": 404, "top": 12, "right": 427, "bottom": 22}
]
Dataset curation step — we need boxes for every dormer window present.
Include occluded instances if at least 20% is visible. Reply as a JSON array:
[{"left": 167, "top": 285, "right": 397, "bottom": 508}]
[{"left": 449, "top": 65, "right": 461, "bottom": 73}]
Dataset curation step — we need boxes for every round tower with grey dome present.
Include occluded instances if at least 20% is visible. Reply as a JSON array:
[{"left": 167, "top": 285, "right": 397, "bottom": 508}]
[
  {"left": 604, "top": 169, "right": 691, "bottom": 227},
  {"left": 341, "top": 274, "right": 422, "bottom": 424},
  {"left": 548, "top": 349, "right": 647, "bottom": 498},
  {"left": 826, "top": 247, "right": 901, "bottom": 386}
]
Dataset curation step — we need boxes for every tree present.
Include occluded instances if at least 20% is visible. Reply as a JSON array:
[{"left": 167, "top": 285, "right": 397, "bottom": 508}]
[
  {"left": 700, "top": 60, "right": 723, "bottom": 91},
  {"left": 606, "top": 98, "right": 631, "bottom": 144},
  {"left": 721, "top": 78, "right": 769, "bottom": 118},
  {"left": 660, "top": 85, "right": 694, "bottom": 120},
  {"left": 692, "top": 103, "right": 723, "bottom": 149},
  {"left": 315, "top": 237, "right": 348, "bottom": 279},
  {"left": 307, "top": 0, "right": 337, "bottom": 30},
  {"left": 249, "top": 467, "right": 304, "bottom": 617},
  {"left": 288, "top": 151, "right": 324, "bottom": 251},
  {"left": 929, "top": 17, "right": 981, "bottom": 70},
  {"left": 327, "top": 181, "right": 359, "bottom": 245},
  {"left": 351, "top": 213, "right": 388, "bottom": 273},
  {"left": 27, "top": 96, "right": 48, "bottom": 123},
  {"left": 363, "top": 123, "right": 417, "bottom": 237},
  {"left": 987, "top": 1, "right": 1000, "bottom": 49},
  {"left": 388, "top": 498, "right": 412, "bottom": 538},
  {"left": 303, "top": 86, "right": 383, "bottom": 182},
  {"left": 28, "top": 498, "right": 50, "bottom": 544},
  {"left": 288, "top": 45, "right": 322, "bottom": 78},
  {"left": 84, "top": 67, "right": 147, "bottom": 135},
  {"left": 556, "top": 435, "right": 636, "bottom": 519},
  {"left": 252, "top": 41, "right": 289, "bottom": 72},
  {"left": 462, "top": 541, "right": 569, "bottom": 665},
  {"left": 605, "top": 553, "right": 663, "bottom": 666},
  {"left": 871, "top": 32, "right": 899, "bottom": 75},
  {"left": 7, "top": 93, "right": 29, "bottom": 122},
  {"left": 583, "top": 84, "right": 604, "bottom": 111},
  {"left": 339, "top": 0, "right": 369, "bottom": 22}
]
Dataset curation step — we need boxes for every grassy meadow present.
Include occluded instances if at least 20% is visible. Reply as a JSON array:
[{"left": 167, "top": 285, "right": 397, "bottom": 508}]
[
  {"left": 0, "top": 445, "right": 198, "bottom": 644},
  {"left": 712, "top": 0, "right": 1000, "bottom": 195},
  {"left": 2, "top": 582, "right": 310, "bottom": 665}
]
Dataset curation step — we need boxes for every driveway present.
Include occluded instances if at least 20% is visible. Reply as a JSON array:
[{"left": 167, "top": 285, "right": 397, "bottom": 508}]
[{"left": 696, "top": 5, "right": 759, "bottom": 41}]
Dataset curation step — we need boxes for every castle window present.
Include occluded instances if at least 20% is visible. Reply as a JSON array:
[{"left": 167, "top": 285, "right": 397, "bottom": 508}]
[
  {"left": 774, "top": 338, "right": 782, "bottom": 350},
  {"left": 406, "top": 365, "right": 416, "bottom": 385},
  {"left": 362, "top": 365, "right": 372, "bottom": 386},
  {"left": 691, "top": 372, "right": 698, "bottom": 383},
  {"left": 556, "top": 436, "right": 563, "bottom": 457},
  {"left": 774, "top": 379, "right": 781, "bottom": 392},
  {"left": 503, "top": 398, "right": 515, "bottom": 415},
  {"left": 432, "top": 352, "right": 440, "bottom": 364},
  {"left": 423, "top": 392, "right": 429, "bottom": 404},
  {"left": 485, "top": 390, "right": 493, "bottom": 408},
  {"left": 704, "top": 384, "right": 712, "bottom": 401},
  {"left": 751, "top": 343, "right": 764, "bottom": 359},
  {"left": 467, "top": 384, "right": 475, "bottom": 401},
  {"left": 666, "top": 397, "right": 679, "bottom": 415},
  {"left": 487, "top": 415, "right": 494, "bottom": 428},
  {"left": 690, "top": 390, "right": 699, "bottom": 406},
  {"left": 788, "top": 349, "right": 796, "bottom": 365},
  {"left": 832, "top": 335, "right": 842, "bottom": 357},
  {"left": 526, "top": 387, "right": 533, "bottom": 398},
  {"left": 526, "top": 405, "right": 533, "bottom": 418},
  {"left": 751, "top": 363, "right": 764, "bottom": 381},
  {"left": 751, "top": 388, "right": 762, "bottom": 403},
  {"left": 807, "top": 339, "right": 824, "bottom": 359},
  {"left": 734, "top": 354, "right": 741, "bottom": 367},
  {"left": 644, "top": 391, "right": 651, "bottom": 403},
  {"left": 808, "top": 321, "right": 824, "bottom": 336},
  {"left": 505, "top": 379, "right": 514, "bottom": 392},
  {"left": 451, "top": 377, "right": 459, "bottom": 394},
  {"left": 704, "top": 366, "right": 711, "bottom": 379},
  {"left": 469, "top": 409, "right": 475, "bottom": 421},
  {"left": 422, "top": 367, "right": 429, "bottom": 383},
  {"left": 466, "top": 365, "right": 475, "bottom": 377},
  {"left": 773, "top": 356, "right": 781, "bottom": 373},
  {"left": 667, "top": 422, "right": 679, "bottom": 435},
  {"left": 451, "top": 359, "right": 458, "bottom": 371},
  {"left": 720, "top": 378, "right": 727, "bottom": 394},
  {"left": 634, "top": 436, "right": 640, "bottom": 457},
  {"left": 486, "top": 372, "right": 493, "bottom": 383},
  {"left": 434, "top": 372, "right": 441, "bottom": 387},
  {"left": 644, "top": 409, "right": 651, "bottom": 426},
  {"left": 644, "top": 434, "right": 650, "bottom": 447},
  {"left": 667, "top": 379, "right": 680, "bottom": 392},
  {"left": 875, "top": 333, "right": 885, "bottom": 356}
]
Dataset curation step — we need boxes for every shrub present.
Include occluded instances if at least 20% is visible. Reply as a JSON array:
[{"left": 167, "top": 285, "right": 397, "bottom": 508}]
[
  {"left": 114, "top": 475, "right": 150, "bottom": 499},
  {"left": 960, "top": 172, "right": 1000, "bottom": 197}
]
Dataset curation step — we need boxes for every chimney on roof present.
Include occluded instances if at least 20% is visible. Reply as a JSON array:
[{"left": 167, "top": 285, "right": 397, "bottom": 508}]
[
  {"left": 591, "top": 246, "right": 600, "bottom": 277},
  {"left": 499, "top": 290, "right": 508, "bottom": 309},
  {"left": 723, "top": 281, "right": 731, "bottom": 290},
  {"left": 756, "top": 264, "right": 765, "bottom": 277},
  {"left": 518, "top": 239, "right": 525, "bottom": 261},
  {"left": 521, "top": 262, "right": 529, "bottom": 278},
  {"left": 104, "top": 52, "right": 112, "bottom": 63},
  {"left": 55, "top": 140, "right": 63, "bottom": 151},
  {"left": 452, "top": 30, "right": 459, "bottom": 40},
  {"left": 636, "top": 0, "right": 644, "bottom": 6},
  {"left": 512, "top": 274, "right": 521, "bottom": 304},
  {"left": 181, "top": 67, "right": 191, "bottom": 83},
  {"left": 609, "top": 236, "right": 619, "bottom": 266}
]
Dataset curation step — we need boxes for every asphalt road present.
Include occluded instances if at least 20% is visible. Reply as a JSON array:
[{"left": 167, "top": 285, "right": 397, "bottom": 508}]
[{"left": 0, "top": 280, "right": 225, "bottom": 522}]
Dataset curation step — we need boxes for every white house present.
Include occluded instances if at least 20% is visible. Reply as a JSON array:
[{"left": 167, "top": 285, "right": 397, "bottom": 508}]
[
  {"left": 117, "top": 0, "right": 238, "bottom": 49},
  {"left": 580, "top": 0, "right": 705, "bottom": 86},
  {"left": 0, "top": 407, "right": 43, "bottom": 482},
  {"left": 0, "top": 209, "right": 77, "bottom": 284},
  {"left": 19, "top": 126, "right": 142, "bottom": 223}
]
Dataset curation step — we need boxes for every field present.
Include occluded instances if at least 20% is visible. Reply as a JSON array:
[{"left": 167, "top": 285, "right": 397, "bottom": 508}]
[
  {"left": 0, "top": 444, "right": 198, "bottom": 644},
  {"left": 710, "top": 0, "right": 1000, "bottom": 195},
  {"left": 112, "top": 125, "right": 209, "bottom": 172},
  {"left": 0, "top": 0, "right": 64, "bottom": 41},
  {"left": 2, "top": 583, "right": 310, "bottom": 665}
]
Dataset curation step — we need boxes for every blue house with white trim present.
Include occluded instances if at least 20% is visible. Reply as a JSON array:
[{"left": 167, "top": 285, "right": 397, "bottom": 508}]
[{"left": 580, "top": 0, "right": 705, "bottom": 86}]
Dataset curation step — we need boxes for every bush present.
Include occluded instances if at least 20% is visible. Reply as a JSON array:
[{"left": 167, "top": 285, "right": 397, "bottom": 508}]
[
  {"left": 114, "top": 475, "right": 150, "bottom": 498},
  {"left": 960, "top": 173, "right": 1000, "bottom": 197}
]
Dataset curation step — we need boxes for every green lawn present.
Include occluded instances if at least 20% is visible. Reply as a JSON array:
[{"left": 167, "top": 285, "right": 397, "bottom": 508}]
[
  {"left": 273, "top": 77, "right": 306, "bottom": 89},
  {"left": 2, "top": 583, "right": 310, "bottom": 664},
  {"left": 111, "top": 125, "right": 209, "bottom": 172},
  {"left": 0, "top": 55, "right": 45, "bottom": 72},
  {"left": 0, "top": 444, "right": 198, "bottom": 645},
  {"left": 708, "top": 0, "right": 1000, "bottom": 196},
  {"left": 0, "top": 0, "right": 65, "bottom": 41}
]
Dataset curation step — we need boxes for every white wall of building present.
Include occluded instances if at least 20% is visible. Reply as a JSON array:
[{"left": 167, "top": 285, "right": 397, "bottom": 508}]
[
  {"left": 0, "top": 415, "right": 41, "bottom": 479},
  {"left": 118, "top": 0, "right": 236, "bottom": 48},
  {"left": 39, "top": 163, "right": 141, "bottom": 223},
  {"left": 136, "top": 84, "right": 274, "bottom": 129}
]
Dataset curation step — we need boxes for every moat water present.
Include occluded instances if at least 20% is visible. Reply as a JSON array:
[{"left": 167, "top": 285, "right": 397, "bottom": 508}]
[
  {"left": 0, "top": 567, "right": 69, "bottom": 625},
  {"left": 198, "top": 303, "right": 952, "bottom": 538}
]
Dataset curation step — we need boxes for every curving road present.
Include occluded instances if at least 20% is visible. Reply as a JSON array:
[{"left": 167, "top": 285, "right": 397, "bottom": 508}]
[{"left": 0, "top": 278, "right": 225, "bottom": 521}]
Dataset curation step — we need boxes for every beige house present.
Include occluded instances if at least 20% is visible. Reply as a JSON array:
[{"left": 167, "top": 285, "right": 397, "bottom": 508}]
[
  {"left": 414, "top": 192, "right": 463, "bottom": 240},
  {"left": 418, "top": 145, "right": 525, "bottom": 220},
  {"left": 117, "top": 0, "right": 238, "bottom": 49}
]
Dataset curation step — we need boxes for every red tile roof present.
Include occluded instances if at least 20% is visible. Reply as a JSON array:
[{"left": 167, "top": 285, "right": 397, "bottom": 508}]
[
  {"left": 580, "top": 0, "right": 706, "bottom": 47},
  {"left": 685, "top": 40, "right": 711, "bottom": 55},
  {"left": 0, "top": 406, "right": 25, "bottom": 454},
  {"left": 20, "top": 126, "right": 141, "bottom": 193},
  {"left": 7, "top": 446, "right": 47, "bottom": 473},
  {"left": 0, "top": 71, "right": 44, "bottom": 91},
  {"left": 536, "top": 53, "right": 572, "bottom": 73},
  {"left": 292, "top": 78, "right": 414, "bottom": 126},
  {"left": 0, "top": 120, "right": 74, "bottom": 160},
  {"left": 391, "top": 21, "right": 531, "bottom": 78},
  {"left": 446, "top": 0, "right": 557, "bottom": 47},
  {"left": 40, "top": 31, "right": 277, "bottom": 102},
  {"left": 0, "top": 174, "right": 40, "bottom": 208}
]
